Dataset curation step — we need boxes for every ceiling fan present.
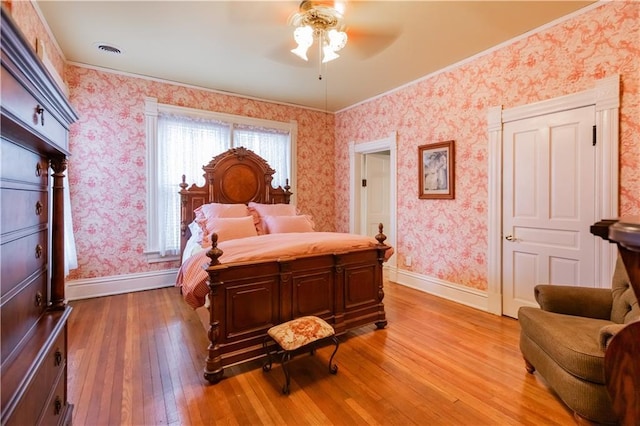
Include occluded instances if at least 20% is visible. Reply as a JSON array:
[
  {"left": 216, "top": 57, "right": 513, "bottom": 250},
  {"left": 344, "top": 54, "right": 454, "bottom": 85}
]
[
  {"left": 288, "top": 1, "right": 348, "bottom": 63},
  {"left": 285, "top": 1, "right": 401, "bottom": 64}
]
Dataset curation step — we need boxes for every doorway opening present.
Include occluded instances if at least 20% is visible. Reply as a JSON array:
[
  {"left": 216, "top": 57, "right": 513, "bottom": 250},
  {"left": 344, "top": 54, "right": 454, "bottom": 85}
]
[{"left": 349, "top": 132, "right": 397, "bottom": 268}]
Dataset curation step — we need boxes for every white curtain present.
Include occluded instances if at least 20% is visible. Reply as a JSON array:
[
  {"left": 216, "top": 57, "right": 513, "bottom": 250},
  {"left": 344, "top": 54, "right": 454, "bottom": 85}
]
[
  {"left": 233, "top": 126, "right": 291, "bottom": 188},
  {"left": 157, "top": 113, "right": 230, "bottom": 255},
  {"left": 63, "top": 174, "right": 77, "bottom": 276}
]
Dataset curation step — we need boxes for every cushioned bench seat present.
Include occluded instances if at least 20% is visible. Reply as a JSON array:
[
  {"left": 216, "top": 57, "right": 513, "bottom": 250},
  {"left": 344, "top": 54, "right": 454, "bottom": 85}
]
[{"left": 263, "top": 316, "right": 339, "bottom": 394}]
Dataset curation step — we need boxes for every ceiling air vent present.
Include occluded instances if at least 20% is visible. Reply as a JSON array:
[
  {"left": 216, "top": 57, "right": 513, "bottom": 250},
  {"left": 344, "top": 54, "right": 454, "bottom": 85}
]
[{"left": 94, "top": 43, "right": 123, "bottom": 55}]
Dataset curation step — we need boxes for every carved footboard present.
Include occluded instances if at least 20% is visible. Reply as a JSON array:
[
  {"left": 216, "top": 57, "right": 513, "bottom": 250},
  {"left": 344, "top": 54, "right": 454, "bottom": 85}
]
[{"left": 202, "top": 235, "right": 389, "bottom": 384}]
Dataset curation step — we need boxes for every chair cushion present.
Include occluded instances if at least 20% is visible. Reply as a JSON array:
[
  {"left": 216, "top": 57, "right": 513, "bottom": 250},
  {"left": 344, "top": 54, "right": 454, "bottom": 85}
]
[
  {"left": 519, "top": 307, "right": 613, "bottom": 384},
  {"left": 268, "top": 316, "right": 335, "bottom": 351}
]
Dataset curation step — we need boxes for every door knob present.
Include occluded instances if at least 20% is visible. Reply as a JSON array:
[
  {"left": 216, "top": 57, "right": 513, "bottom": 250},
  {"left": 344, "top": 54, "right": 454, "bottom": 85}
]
[{"left": 505, "top": 235, "right": 515, "bottom": 241}]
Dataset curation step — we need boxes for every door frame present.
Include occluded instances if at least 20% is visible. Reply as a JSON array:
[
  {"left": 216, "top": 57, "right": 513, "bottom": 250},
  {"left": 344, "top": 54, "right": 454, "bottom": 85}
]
[
  {"left": 349, "top": 131, "right": 397, "bottom": 268},
  {"left": 486, "top": 75, "right": 620, "bottom": 315}
]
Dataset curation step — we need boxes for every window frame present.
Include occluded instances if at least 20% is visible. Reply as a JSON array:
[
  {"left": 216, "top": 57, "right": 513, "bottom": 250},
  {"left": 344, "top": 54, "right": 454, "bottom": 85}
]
[{"left": 144, "top": 96, "right": 298, "bottom": 262}]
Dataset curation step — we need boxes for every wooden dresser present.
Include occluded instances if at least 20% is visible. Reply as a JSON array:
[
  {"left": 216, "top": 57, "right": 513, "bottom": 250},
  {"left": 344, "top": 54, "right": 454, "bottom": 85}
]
[{"left": 1, "top": 8, "right": 78, "bottom": 426}]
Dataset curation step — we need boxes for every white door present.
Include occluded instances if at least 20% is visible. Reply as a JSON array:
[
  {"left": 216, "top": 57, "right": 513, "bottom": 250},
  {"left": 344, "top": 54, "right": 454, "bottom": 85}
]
[
  {"left": 362, "top": 152, "right": 391, "bottom": 238},
  {"left": 502, "top": 106, "right": 596, "bottom": 318}
]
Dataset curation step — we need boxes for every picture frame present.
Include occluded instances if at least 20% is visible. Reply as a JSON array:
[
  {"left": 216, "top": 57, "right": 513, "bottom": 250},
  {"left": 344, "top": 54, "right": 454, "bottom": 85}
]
[{"left": 419, "top": 140, "right": 455, "bottom": 199}]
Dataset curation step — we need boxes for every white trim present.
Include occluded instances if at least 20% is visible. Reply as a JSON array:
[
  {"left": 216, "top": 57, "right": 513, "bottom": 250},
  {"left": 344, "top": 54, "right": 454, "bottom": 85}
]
[
  {"left": 349, "top": 132, "right": 397, "bottom": 268},
  {"left": 155, "top": 101, "right": 296, "bottom": 132},
  {"left": 337, "top": 2, "right": 602, "bottom": 114},
  {"left": 31, "top": 0, "right": 68, "bottom": 64},
  {"left": 144, "top": 96, "right": 159, "bottom": 255},
  {"left": 487, "top": 75, "right": 620, "bottom": 315},
  {"left": 289, "top": 120, "right": 298, "bottom": 205},
  {"left": 144, "top": 252, "right": 180, "bottom": 264},
  {"left": 66, "top": 269, "right": 179, "bottom": 301},
  {"left": 144, "top": 97, "right": 297, "bottom": 256},
  {"left": 393, "top": 269, "right": 489, "bottom": 313},
  {"left": 593, "top": 75, "right": 620, "bottom": 287},
  {"left": 486, "top": 106, "right": 503, "bottom": 315}
]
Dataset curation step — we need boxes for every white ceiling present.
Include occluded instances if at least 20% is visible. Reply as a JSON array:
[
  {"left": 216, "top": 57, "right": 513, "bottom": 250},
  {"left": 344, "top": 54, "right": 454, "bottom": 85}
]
[{"left": 36, "top": 1, "right": 595, "bottom": 112}]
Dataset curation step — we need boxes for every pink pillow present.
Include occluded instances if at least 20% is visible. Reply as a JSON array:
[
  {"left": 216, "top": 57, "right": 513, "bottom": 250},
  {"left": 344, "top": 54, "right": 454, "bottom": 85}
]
[
  {"left": 262, "top": 215, "right": 315, "bottom": 234},
  {"left": 195, "top": 203, "right": 249, "bottom": 221},
  {"left": 194, "top": 203, "right": 250, "bottom": 231},
  {"left": 247, "top": 202, "right": 297, "bottom": 217},
  {"left": 248, "top": 202, "right": 297, "bottom": 234},
  {"left": 201, "top": 216, "right": 257, "bottom": 247}
]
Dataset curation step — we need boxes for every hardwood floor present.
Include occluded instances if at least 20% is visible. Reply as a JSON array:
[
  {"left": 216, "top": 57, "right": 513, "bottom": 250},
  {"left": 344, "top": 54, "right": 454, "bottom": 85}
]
[{"left": 67, "top": 281, "right": 575, "bottom": 425}]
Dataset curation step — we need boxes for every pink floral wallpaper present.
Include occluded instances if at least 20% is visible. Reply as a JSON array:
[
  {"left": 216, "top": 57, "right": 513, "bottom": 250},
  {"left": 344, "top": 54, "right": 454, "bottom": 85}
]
[
  {"left": 335, "top": 1, "right": 640, "bottom": 291},
  {"left": 64, "top": 68, "right": 336, "bottom": 279},
  {"left": 8, "top": 1, "right": 65, "bottom": 80}
]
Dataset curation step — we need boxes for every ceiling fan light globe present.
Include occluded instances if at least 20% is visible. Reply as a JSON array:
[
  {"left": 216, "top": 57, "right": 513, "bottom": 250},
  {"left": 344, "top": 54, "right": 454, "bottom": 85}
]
[
  {"left": 327, "top": 29, "right": 347, "bottom": 51},
  {"left": 291, "top": 44, "right": 310, "bottom": 61},
  {"left": 322, "top": 45, "right": 340, "bottom": 63},
  {"left": 293, "top": 25, "right": 314, "bottom": 46}
]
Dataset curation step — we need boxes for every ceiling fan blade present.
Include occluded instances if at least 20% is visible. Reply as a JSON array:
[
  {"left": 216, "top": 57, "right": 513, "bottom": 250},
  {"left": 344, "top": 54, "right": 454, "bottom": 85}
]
[
  {"left": 224, "top": 1, "right": 297, "bottom": 26},
  {"left": 344, "top": 26, "right": 402, "bottom": 59}
]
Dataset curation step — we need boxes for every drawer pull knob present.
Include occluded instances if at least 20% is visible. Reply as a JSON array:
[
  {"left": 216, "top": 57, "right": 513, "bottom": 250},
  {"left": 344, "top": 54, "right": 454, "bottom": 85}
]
[
  {"left": 36, "top": 201, "right": 43, "bottom": 215},
  {"left": 35, "top": 291, "right": 43, "bottom": 307},
  {"left": 35, "top": 244, "right": 43, "bottom": 259},
  {"left": 35, "top": 105, "right": 45, "bottom": 125},
  {"left": 54, "top": 349, "right": 62, "bottom": 366},
  {"left": 35, "top": 162, "right": 42, "bottom": 177},
  {"left": 54, "top": 396, "right": 62, "bottom": 415}
]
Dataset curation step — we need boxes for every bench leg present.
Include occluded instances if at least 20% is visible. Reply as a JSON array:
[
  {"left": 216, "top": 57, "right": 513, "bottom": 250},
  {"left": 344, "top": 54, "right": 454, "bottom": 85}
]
[
  {"left": 281, "top": 351, "right": 292, "bottom": 394},
  {"left": 328, "top": 336, "right": 339, "bottom": 374},
  {"left": 262, "top": 336, "right": 273, "bottom": 372}
]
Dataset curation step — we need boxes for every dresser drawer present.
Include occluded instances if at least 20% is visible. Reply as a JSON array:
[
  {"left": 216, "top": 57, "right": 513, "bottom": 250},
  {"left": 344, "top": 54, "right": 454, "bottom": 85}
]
[
  {"left": 1, "top": 188, "right": 48, "bottom": 234},
  {"left": 5, "top": 331, "right": 67, "bottom": 426},
  {"left": 38, "top": 367, "right": 69, "bottom": 426},
  {"left": 1, "top": 66, "right": 67, "bottom": 150},
  {"left": 0, "top": 271, "right": 48, "bottom": 362},
  {"left": 1, "top": 228, "right": 48, "bottom": 298},
  {"left": 1, "top": 138, "right": 49, "bottom": 187}
]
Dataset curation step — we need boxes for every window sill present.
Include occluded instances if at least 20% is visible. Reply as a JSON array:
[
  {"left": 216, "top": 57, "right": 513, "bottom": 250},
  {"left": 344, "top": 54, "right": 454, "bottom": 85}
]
[{"left": 145, "top": 251, "right": 180, "bottom": 264}]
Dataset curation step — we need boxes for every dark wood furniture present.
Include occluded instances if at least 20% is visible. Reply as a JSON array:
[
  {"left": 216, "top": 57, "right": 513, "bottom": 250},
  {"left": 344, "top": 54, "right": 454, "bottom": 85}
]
[
  {"left": 591, "top": 217, "right": 640, "bottom": 426},
  {"left": 179, "top": 147, "right": 389, "bottom": 383},
  {"left": 1, "top": 8, "right": 78, "bottom": 425}
]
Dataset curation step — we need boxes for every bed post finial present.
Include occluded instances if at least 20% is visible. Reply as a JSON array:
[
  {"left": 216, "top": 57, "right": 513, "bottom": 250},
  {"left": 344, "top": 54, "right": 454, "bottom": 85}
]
[
  {"left": 375, "top": 223, "right": 387, "bottom": 245},
  {"left": 179, "top": 174, "right": 188, "bottom": 191},
  {"left": 206, "top": 233, "right": 224, "bottom": 266}
]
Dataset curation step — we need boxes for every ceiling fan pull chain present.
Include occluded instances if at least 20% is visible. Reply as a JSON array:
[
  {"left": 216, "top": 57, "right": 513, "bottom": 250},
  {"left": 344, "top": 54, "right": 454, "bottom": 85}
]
[{"left": 318, "top": 32, "right": 323, "bottom": 80}]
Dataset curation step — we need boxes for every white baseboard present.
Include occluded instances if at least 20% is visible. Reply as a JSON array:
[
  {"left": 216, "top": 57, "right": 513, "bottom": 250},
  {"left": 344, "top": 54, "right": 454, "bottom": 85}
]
[
  {"left": 66, "top": 269, "right": 179, "bottom": 301},
  {"left": 66, "top": 266, "right": 491, "bottom": 314},
  {"left": 385, "top": 266, "right": 490, "bottom": 313}
]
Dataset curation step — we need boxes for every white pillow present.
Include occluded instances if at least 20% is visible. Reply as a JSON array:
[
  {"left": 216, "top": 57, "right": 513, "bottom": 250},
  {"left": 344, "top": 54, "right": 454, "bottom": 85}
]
[{"left": 188, "top": 220, "right": 203, "bottom": 243}]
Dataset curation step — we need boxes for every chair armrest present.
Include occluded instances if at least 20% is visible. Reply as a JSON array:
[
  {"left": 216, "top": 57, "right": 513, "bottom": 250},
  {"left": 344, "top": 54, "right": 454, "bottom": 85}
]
[
  {"left": 535, "top": 285, "right": 612, "bottom": 319},
  {"left": 599, "top": 323, "right": 628, "bottom": 351}
]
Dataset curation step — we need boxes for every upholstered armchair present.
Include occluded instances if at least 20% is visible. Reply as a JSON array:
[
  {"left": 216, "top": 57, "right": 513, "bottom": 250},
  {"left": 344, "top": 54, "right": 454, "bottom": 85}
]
[{"left": 518, "top": 257, "right": 639, "bottom": 424}]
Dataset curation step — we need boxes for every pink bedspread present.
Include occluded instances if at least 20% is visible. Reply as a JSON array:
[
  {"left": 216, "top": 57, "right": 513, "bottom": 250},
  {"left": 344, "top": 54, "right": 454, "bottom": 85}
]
[{"left": 176, "top": 232, "right": 392, "bottom": 309}]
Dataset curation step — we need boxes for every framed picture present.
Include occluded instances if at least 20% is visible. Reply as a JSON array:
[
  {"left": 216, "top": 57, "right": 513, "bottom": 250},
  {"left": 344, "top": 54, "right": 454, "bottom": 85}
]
[{"left": 419, "top": 140, "right": 455, "bottom": 199}]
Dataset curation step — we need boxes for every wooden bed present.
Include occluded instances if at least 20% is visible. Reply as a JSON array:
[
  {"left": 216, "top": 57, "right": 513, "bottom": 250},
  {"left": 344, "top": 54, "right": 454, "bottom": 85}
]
[{"left": 178, "top": 147, "right": 390, "bottom": 384}]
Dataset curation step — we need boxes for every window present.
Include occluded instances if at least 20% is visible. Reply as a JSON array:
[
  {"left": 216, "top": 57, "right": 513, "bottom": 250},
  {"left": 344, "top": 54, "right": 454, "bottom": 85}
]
[{"left": 145, "top": 97, "right": 297, "bottom": 260}]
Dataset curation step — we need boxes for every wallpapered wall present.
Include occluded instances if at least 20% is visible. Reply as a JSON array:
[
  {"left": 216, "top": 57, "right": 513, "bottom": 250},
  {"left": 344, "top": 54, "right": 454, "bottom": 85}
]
[
  {"left": 335, "top": 1, "right": 639, "bottom": 291},
  {"left": 64, "top": 68, "right": 336, "bottom": 279},
  {"left": 9, "top": 0, "right": 65, "bottom": 77}
]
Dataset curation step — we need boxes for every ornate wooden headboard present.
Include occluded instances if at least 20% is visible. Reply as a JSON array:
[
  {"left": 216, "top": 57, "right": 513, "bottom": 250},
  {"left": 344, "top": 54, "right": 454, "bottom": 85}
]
[{"left": 179, "top": 147, "right": 292, "bottom": 253}]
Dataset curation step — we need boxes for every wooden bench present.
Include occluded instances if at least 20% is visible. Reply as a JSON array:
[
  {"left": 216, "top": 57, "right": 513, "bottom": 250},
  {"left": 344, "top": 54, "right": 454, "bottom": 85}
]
[{"left": 263, "top": 316, "right": 339, "bottom": 394}]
